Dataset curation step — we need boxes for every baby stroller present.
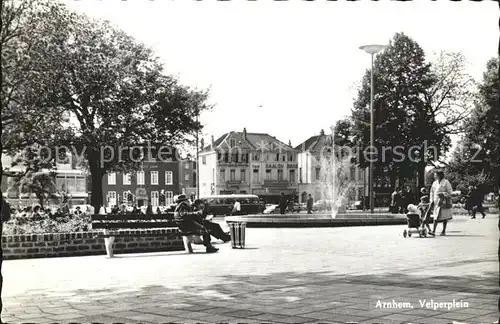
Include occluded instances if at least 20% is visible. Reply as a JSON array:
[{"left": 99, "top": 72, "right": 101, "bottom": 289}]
[{"left": 403, "top": 204, "right": 427, "bottom": 238}]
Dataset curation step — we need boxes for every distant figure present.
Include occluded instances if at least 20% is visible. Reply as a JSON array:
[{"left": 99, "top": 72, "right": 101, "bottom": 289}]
[
  {"left": 390, "top": 189, "right": 398, "bottom": 213},
  {"left": 146, "top": 202, "right": 153, "bottom": 215},
  {"left": 156, "top": 206, "right": 162, "bottom": 215},
  {"left": 279, "top": 192, "right": 288, "bottom": 215},
  {"left": 306, "top": 194, "right": 314, "bottom": 214},
  {"left": 99, "top": 205, "right": 106, "bottom": 215},
  {"left": 74, "top": 206, "right": 83, "bottom": 216},
  {"left": 232, "top": 199, "right": 241, "bottom": 215},
  {"left": 470, "top": 186, "right": 486, "bottom": 219},
  {"left": 88, "top": 205, "right": 95, "bottom": 215}
]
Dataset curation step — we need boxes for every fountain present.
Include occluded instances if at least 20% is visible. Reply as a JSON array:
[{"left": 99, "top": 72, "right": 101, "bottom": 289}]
[{"left": 224, "top": 126, "right": 406, "bottom": 227}]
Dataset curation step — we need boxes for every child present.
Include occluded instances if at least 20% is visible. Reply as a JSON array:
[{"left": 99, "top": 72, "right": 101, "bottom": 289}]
[{"left": 418, "top": 195, "right": 432, "bottom": 233}]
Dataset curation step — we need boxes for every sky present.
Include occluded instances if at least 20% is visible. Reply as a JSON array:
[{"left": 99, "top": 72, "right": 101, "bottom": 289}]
[{"left": 63, "top": 0, "right": 498, "bottom": 150}]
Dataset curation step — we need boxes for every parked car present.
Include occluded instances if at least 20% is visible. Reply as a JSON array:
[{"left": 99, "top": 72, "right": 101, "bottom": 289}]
[
  {"left": 288, "top": 203, "right": 306, "bottom": 213},
  {"left": 349, "top": 201, "right": 363, "bottom": 210},
  {"left": 312, "top": 200, "right": 333, "bottom": 212},
  {"left": 263, "top": 204, "right": 279, "bottom": 214}
]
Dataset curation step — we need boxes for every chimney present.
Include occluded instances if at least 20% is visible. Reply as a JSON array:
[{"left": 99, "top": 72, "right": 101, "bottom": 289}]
[
  {"left": 320, "top": 129, "right": 325, "bottom": 136},
  {"left": 211, "top": 135, "right": 215, "bottom": 149},
  {"left": 243, "top": 127, "right": 247, "bottom": 139},
  {"left": 288, "top": 139, "right": 291, "bottom": 147}
]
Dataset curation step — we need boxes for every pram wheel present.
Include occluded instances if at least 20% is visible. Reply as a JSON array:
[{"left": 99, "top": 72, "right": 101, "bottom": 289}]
[
  {"left": 403, "top": 230, "right": 407, "bottom": 238},
  {"left": 422, "top": 229, "right": 427, "bottom": 237}
]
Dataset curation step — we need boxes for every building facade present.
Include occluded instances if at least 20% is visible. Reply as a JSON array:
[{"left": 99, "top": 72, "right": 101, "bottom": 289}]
[
  {"left": 199, "top": 129, "right": 300, "bottom": 203},
  {"left": 179, "top": 159, "right": 197, "bottom": 200},
  {"left": 296, "top": 129, "right": 367, "bottom": 205},
  {"left": 101, "top": 150, "right": 181, "bottom": 208},
  {"left": 1, "top": 154, "right": 88, "bottom": 208}
]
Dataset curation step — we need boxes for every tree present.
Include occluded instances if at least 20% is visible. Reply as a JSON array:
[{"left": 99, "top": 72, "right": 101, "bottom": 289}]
[
  {"left": 16, "top": 171, "right": 57, "bottom": 208},
  {"left": 462, "top": 57, "right": 499, "bottom": 193},
  {"left": 351, "top": 33, "right": 437, "bottom": 189},
  {"left": 17, "top": 2, "right": 211, "bottom": 211},
  {"left": 351, "top": 33, "right": 476, "bottom": 190}
]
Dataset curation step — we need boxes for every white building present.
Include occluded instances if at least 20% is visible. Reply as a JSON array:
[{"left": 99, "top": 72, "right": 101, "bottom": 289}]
[
  {"left": 296, "top": 129, "right": 368, "bottom": 204},
  {"left": 199, "top": 129, "right": 300, "bottom": 203}
]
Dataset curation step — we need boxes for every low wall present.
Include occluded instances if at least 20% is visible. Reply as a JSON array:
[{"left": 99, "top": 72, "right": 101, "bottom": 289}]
[{"left": 2, "top": 228, "right": 184, "bottom": 260}]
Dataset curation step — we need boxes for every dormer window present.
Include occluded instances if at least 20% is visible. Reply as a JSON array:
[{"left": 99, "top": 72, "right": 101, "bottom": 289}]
[{"left": 230, "top": 139, "right": 235, "bottom": 147}]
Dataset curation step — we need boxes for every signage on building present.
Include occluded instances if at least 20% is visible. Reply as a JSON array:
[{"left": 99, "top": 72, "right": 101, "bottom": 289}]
[
  {"left": 265, "top": 163, "right": 284, "bottom": 169},
  {"left": 287, "top": 163, "right": 298, "bottom": 169},
  {"left": 136, "top": 188, "right": 148, "bottom": 199},
  {"left": 252, "top": 164, "right": 260, "bottom": 169}
]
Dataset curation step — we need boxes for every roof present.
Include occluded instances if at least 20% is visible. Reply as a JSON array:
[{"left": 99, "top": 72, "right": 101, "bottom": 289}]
[
  {"left": 295, "top": 130, "right": 333, "bottom": 152},
  {"left": 203, "top": 130, "right": 297, "bottom": 152}
]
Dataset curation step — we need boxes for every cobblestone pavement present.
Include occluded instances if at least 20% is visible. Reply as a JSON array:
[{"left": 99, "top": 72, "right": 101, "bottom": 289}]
[{"left": 2, "top": 215, "right": 498, "bottom": 324}]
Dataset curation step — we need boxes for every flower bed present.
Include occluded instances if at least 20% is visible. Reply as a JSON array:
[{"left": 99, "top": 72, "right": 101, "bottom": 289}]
[{"left": 3, "top": 212, "right": 91, "bottom": 235}]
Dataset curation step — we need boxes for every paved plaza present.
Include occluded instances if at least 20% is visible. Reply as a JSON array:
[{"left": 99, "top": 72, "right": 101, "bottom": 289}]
[{"left": 2, "top": 215, "right": 498, "bottom": 324}]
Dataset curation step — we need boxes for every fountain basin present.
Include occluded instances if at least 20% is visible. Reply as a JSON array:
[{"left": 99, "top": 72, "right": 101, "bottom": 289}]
[{"left": 224, "top": 213, "right": 408, "bottom": 228}]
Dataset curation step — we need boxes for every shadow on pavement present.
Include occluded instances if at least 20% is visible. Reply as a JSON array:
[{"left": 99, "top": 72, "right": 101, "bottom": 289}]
[{"left": 3, "top": 267, "right": 498, "bottom": 324}]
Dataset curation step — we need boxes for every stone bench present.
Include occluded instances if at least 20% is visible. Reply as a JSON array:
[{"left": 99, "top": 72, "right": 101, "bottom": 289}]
[{"left": 91, "top": 213, "right": 203, "bottom": 257}]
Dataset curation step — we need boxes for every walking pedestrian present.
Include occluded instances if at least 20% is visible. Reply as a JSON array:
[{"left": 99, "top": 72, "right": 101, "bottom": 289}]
[
  {"left": 279, "top": 192, "right": 287, "bottom": 215},
  {"left": 306, "top": 194, "right": 314, "bottom": 214},
  {"left": 429, "top": 170, "right": 453, "bottom": 236},
  {"left": 470, "top": 186, "right": 486, "bottom": 219}
]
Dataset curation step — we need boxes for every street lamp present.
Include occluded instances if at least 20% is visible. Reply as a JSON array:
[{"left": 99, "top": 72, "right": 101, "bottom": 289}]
[{"left": 359, "top": 44, "right": 385, "bottom": 214}]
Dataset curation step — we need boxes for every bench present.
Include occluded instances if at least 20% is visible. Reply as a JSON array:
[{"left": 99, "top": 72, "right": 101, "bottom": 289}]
[{"left": 91, "top": 213, "right": 203, "bottom": 257}]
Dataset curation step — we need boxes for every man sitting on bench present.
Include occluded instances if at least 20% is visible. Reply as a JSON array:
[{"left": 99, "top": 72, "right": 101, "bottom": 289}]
[
  {"left": 193, "top": 199, "right": 231, "bottom": 243},
  {"left": 173, "top": 195, "right": 218, "bottom": 253}
]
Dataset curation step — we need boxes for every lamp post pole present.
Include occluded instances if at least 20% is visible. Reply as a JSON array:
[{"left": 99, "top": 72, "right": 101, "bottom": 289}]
[
  {"left": 359, "top": 44, "right": 385, "bottom": 214},
  {"left": 195, "top": 112, "right": 200, "bottom": 200}
]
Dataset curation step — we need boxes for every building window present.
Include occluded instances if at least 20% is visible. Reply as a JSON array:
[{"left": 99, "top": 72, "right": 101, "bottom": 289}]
[
  {"left": 108, "top": 173, "right": 116, "bottom": 185},
  {"left": 299, "top": 167, "right": 302, "bottom": 183},
  {"left": 242, "top": 154, "right": 248, "bottom": 162},
  {"left": 282, "top": 155, "right": 286, "bottom": 162},
  {"left": 220, "top": 169, "right": 225, "bottom": 182},
  {"left": 357, "top": 187, "right": 364, "bottom": 199},
  {"left": 252, "top": 169, "right": 259, "bottom": 183},
  {"left": 350, "top": 167, "right": 355, "bottom": 181},
  {"left": 151, "top": 191, "right": 159, "bottom": 207},
  {"left": 202, "top": 156, "right": 206, "bottom": 165},
  {"left": 231, "top": 153, "right": 238, "bottom": 163},
  {"left": 184, "top": 174, "right": 190, "bottom": 181},
  {"left": 358, "top": 168, "right": 364, "bottom": 180},
  {"left": 165, "top": 171, "right": 173, "bottom": 185},
  {"left": 230, "top": 169, "right": 236, "bottom": 181},
  {"left": 107, "top": 191, "right": 116, "bottom": 206},
  {"left": 288, "top": 154, "right": 293, "bottom": 162},
  {"left": 277, "top": 169, "right": 284, "bottom": 181},
  {"left": 240, "top": 169, "right": 246, "bottom": 182},
  {"left": 123, "top": 173, "right": 131, "bottom": 185},
  {"left": 136, "top": 171, "right": 145, "bottom": 185},
  {"left": 151, "top": 171, "right": 159, "bottom": 185},
  {"left": 165, "top": 191, "right": 174, "bottom": 205},
  {"left": 224, "top": 153, "right": 229, "bottom": 162},
  {"left": 315, "top": 168, "right": 321, "bottom": 181},
  {"left": 230, "top": 139, "right": 235, "bottom": 147},
  {"left": 276, "top": 153, "right": 280, "bottom": 161},
  {"left": 289, "top": 169, "right": 296, "bottom": 183},
  {"left": 253, "top": 153, "right": 260, "bottom": 161},
  {"left": 265, "top": 169, "right": 272, "bottom": 180}
]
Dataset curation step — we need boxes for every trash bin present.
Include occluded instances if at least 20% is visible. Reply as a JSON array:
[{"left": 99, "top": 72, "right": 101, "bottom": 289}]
[{"left": 227, "top": 222, "right": 246, "bottom": 249}]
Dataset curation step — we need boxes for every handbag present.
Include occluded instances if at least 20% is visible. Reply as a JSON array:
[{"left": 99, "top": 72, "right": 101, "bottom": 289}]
[{"left": 443, "top": 195, "right": 453, "bottom": 209}]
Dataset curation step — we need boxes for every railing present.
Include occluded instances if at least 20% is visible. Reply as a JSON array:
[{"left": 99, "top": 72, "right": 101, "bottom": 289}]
[{"left": 263, "top": 180, "right": 290, "bottom": 187}]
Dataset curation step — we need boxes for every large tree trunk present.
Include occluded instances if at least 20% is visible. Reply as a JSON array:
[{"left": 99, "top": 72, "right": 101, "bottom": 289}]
[
  {"left": 417, "top": 161, "right": 426, "bottom": 191},
  {"left": 88, "top": 150, "right": 104, "bottom": 212}
]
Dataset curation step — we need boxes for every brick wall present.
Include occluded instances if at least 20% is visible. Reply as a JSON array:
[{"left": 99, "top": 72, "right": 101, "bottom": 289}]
[{"left": 2, "top": 228, "right": 184, "bottom": 260}]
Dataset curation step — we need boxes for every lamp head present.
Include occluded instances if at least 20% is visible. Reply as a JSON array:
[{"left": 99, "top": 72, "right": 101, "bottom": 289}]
[{"left": 359, "top": 44, "right": 385, "bottom": 54}]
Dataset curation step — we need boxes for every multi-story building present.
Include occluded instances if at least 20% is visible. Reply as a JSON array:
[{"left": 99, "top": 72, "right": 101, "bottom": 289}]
[
  {"left": 296, "top": 129, "right": 367, "bottom": 204},
  {"left": 101, "top": 149, "right": 181, "bottom": 208},
  {"left": 179, "top": 159, "right": 197, "bottom": 200},
  {"left": 1, "top": 153, "right": 88, "bottom": 208},
  {"left": 199, "top": 128, "right": 300, "bottom": 204}
]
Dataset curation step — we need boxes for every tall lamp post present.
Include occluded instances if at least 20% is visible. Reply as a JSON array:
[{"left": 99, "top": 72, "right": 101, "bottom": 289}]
[
  {"left": 195, "top": 111, "right": 200, "bottom": 200},
  {"left": 359, "top": 44, "right": 385, "bottom": 214}
]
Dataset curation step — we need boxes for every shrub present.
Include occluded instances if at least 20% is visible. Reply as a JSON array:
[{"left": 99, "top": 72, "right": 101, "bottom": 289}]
[{"left": 3, "top": 212, "right": 92, "bottom": 235}]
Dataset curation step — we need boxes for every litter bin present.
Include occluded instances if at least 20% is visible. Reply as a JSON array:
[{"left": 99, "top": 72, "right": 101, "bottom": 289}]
[{"left": 227, "top": 222, "right": 246, "bottom": 249}]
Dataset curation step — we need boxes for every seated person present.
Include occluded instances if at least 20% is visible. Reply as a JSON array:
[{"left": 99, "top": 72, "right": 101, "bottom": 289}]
[
  {"left": 417, "top": 195, "right": 432, "bottom": 232},
  {"left": 173, "top": 195, "right": 218, "bottom": 253},
  {"left": 193, "top": 199, "right": 231, "bottom": 243}
]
